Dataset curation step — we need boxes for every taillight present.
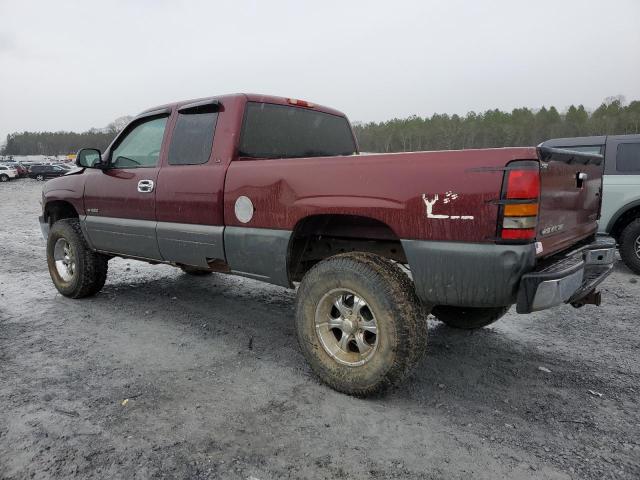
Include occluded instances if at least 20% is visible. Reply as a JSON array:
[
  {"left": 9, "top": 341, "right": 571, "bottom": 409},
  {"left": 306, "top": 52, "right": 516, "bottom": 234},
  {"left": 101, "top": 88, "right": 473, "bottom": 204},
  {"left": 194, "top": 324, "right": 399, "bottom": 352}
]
[
  {"left": 287, "top": 98, "right": 315, "bottom": 108},
  {"left": 505, "top": 170, "right": 540, "bottom": 199},
  {"left": 499, "top": 162, "right": 540, "bottom": 242}
]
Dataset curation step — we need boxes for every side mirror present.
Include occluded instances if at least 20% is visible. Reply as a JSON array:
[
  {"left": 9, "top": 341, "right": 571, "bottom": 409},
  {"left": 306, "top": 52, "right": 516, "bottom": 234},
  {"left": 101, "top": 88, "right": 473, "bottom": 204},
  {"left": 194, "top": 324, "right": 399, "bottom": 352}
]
[{"left": 76, "top": 148, "right": 104, "bottom": 168}]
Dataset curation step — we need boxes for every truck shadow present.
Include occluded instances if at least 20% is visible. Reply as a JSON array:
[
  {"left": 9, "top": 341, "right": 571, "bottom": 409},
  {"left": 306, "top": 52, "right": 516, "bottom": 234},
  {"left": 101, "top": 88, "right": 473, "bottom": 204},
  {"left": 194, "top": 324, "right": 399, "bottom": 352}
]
[{"left": 93, "top": 267, "right": 622, "bottom": 412}]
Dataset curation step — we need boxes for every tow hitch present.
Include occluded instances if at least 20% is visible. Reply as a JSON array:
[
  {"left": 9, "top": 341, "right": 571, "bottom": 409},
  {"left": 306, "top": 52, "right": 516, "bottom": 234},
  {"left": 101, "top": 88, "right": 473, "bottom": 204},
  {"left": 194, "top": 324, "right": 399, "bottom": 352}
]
[{"left": 570, "top": 290, "right": 602, "bottom": 308}]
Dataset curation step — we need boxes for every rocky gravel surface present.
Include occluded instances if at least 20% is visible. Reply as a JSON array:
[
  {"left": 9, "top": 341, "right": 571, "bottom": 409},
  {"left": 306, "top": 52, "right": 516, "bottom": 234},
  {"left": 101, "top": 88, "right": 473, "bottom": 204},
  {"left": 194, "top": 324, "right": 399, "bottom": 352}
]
[{"left": 1, "top": 180, "right": 639, "bottom": 479}]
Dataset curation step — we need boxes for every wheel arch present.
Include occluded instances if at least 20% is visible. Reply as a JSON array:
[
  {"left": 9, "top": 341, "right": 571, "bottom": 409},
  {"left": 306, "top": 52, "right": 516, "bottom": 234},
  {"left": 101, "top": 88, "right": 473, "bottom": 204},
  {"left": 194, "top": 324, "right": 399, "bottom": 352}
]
[
  {"left": 607, "top": 200, "right": 640, "bottom": 241},
  {"left": 287, "top": 214, "right": 407, "bottom": 283},
  {"left": 44, "top": 200, "right": 79, "bottom": 226}
]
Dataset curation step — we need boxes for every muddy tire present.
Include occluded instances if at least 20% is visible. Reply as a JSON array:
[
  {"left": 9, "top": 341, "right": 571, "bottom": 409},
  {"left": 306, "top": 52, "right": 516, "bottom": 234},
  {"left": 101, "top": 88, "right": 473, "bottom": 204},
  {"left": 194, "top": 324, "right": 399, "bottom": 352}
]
[
  {"left": 47, "top": 218, "right": 108, "bottom": 298},
  {"left": 295, "top": 253, "right": 428, "bottom": 397},
  {"left": 619, "top": 219, "right": 640, "bottom": 274},
  {"left": 432, "top": 305, "right": 510, "bottom": 329},
  {"left": 180, "top": 266, "right": 213, "bottom": 276}
]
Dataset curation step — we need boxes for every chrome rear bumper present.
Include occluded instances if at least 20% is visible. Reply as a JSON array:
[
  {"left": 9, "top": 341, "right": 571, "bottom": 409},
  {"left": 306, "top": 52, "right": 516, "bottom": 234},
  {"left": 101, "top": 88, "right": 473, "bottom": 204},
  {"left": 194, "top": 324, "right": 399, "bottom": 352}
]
[{"left": 516, "top": 236, "right": 616, "bottom": 313}]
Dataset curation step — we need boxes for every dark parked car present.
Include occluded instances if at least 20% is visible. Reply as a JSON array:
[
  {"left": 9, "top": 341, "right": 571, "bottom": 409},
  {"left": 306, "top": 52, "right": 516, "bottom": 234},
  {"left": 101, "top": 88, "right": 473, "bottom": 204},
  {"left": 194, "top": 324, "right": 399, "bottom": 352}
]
[{"left": 28, "top": 164, "right": 68, "bottom": 181}]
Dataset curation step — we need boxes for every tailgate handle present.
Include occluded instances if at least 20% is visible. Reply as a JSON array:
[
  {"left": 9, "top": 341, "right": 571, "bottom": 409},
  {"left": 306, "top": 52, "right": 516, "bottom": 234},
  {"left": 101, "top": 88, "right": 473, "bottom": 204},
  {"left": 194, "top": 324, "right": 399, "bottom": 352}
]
[{"left": 576, "top": 172, "right": 588, "bottom": 188}]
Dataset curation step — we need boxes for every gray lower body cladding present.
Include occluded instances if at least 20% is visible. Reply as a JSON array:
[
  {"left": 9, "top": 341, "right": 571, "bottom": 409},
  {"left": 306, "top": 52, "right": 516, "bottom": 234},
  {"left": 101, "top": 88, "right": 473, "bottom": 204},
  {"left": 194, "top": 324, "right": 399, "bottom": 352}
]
[
  {"left": 83, "top": 215, "right": 162, "bottom": 260},
  {"left": 223, "top": 227, "right": 291, "bottom": 287},
  {"left": 156, "top": 222, "right": 224, "bottom": 268},
  {"left": 401, "top": 240, "right": 536, "bottom": 308}
]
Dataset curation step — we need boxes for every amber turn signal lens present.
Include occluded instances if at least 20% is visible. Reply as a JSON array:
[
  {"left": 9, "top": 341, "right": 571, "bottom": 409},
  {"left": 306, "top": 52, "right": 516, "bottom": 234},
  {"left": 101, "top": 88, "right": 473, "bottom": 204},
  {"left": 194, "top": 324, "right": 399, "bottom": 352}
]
[{"left": 504, "top": 203, "right": 539, "bottom": 217}]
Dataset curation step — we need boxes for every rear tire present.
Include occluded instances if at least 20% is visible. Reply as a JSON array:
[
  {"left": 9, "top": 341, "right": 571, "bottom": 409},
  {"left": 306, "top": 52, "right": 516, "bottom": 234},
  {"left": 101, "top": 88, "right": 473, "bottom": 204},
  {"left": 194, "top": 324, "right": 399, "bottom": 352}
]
[
  {"left": 47, "top": 218, "right": 108, "bottom": 298},
  {"left": 0, "top": 174, "right": 8, "bottom": 182},
  {"left": 36, "top": 174, "right": 44, "bottom": 181},
  {"left": 295, "top": 253, "right": 428, "bottom": 397},
  {"left": 180, "top": 266, "right": 213, "bottom": 276},
  {"left": 432, "top": 305, "right": 510, "bottom": 329},
  {"left": 619, "top": 219, "right": 640, "bottom": 274}
]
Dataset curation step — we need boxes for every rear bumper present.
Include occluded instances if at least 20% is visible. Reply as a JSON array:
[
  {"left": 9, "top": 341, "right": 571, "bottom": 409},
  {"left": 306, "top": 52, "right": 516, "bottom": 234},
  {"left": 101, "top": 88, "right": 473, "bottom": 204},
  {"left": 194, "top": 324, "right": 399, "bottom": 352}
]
[{"left": 516, "top": 235, "right": 616, "bottom": 313}]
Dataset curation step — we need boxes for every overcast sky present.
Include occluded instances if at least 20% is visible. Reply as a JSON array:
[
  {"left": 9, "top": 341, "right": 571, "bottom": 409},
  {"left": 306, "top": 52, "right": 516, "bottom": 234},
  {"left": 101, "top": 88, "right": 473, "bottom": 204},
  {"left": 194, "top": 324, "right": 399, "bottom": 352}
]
[{"left": 1, "top": 0, "right": 639, "bottom": 142}]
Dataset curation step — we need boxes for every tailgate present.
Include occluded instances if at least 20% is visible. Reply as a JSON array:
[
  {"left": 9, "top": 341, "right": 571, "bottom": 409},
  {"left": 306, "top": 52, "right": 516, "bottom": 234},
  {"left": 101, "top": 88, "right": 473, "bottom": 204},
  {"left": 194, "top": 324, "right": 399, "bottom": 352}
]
[{"left": 536, "top": 146, "right": 604, "bottom": 257}]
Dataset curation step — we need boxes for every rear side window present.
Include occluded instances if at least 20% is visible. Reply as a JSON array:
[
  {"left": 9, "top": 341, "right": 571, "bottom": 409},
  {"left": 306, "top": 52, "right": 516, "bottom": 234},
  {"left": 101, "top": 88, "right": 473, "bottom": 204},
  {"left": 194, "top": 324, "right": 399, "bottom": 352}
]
[
  {"left": 168, "top": 109, "right": 218, "bottom": 165},
  {"left": 239, "top": 102, "right": 357, "bottom": 159},
  {"left": 617, "top": 143, "right": 640, "bottom": 172}
]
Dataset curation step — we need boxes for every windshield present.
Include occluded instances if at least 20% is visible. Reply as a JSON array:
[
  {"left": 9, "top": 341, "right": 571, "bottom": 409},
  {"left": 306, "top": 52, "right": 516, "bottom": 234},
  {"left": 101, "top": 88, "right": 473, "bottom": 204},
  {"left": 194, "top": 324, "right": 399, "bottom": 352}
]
[{"left": 239, "top": 102, "right": 357, "bottom": 159}]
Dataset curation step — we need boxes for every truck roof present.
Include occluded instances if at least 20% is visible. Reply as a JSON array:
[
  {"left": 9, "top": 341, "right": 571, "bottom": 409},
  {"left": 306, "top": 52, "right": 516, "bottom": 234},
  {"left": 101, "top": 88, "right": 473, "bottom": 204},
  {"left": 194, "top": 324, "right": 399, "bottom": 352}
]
[{"left": 138, "top": 93, "right": 348, "bottom": 119}]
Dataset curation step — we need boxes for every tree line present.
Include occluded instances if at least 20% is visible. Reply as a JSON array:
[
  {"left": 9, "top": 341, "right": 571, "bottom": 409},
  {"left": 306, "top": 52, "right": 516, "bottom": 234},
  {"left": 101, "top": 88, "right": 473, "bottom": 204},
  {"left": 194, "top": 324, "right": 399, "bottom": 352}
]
[
  {"left": 1, "top": 116, "right": 131, "bottom": 156},
  {"left": 2, "top": 98, "right": 639, "bottom": 156},
  {"left": 353, "top": 97, "right": 640, "bottom": 152}
]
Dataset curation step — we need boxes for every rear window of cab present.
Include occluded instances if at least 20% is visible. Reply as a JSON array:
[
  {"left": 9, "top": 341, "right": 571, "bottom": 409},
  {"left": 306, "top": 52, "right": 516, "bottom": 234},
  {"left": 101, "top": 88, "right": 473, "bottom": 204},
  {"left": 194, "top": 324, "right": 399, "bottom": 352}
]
[{"left": 238, "top": 102, "right": 356, "bottom": 159}]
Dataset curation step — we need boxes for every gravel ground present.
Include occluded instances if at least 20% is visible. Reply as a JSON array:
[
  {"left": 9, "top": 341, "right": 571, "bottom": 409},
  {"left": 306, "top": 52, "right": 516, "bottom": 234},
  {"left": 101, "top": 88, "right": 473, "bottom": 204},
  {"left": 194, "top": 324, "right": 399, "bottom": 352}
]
[{"left": 1, "top": 179, "right": 639, "bottom": 480}]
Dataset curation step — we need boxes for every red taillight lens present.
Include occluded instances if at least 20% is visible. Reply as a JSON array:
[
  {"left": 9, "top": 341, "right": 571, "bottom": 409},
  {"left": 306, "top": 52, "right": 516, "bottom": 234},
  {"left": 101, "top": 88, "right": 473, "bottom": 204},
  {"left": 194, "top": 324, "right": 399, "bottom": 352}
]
[
  {"left": 506, "top": 170, "right": 540, "bottom": 199},
  {"left": 499, "top": 164, "right": 540, "bottom": 242},
  {"left": 501, "top": 228, "right": 536, "bottom": 240}
]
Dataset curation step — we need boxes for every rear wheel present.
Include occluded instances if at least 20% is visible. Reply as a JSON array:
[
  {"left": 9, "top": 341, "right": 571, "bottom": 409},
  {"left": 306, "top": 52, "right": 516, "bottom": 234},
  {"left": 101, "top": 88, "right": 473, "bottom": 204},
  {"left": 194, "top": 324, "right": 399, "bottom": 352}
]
[
  {"left": 36, "top": 174, "right": 44, "bottom": 181},
  {"left": 180, "top": 266, "right": 213, "bottom": 276},
  {"left": 0, "top": 174, "right": 8, "bottom": 182},
  {"left": 619, "top": 219, "right": 640, "bottom": 274},
  {"left": 295, "top": 253, "right": 428, "bottom": 396},
  {"left": 432, "top": 305, "right": 510, "bottom": 329},
  {"left": 47, "top": 218, "right": 108, "bottom": 298}
]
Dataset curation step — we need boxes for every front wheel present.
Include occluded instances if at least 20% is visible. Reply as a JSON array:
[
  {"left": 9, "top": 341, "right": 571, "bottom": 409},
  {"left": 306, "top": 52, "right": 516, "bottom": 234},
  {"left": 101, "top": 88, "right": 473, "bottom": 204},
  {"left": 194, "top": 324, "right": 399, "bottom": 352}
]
[
  {"left": 0, "top": 174, "right": 8, "bottom": 182},
  {"left": 619, "top": 219, "right": 640, "bottom": 274},
  {"left": 47, "top": 218, "right": 108, "bottom": 298},
  {"left": 295, "top": 253, "right": 428, "bottom": 396},
  {"left": 36, "top": 174, "right": 44, "bottom": 181},
  {"left": 432, "top": 305, "right": 510, "bottom": 329}
]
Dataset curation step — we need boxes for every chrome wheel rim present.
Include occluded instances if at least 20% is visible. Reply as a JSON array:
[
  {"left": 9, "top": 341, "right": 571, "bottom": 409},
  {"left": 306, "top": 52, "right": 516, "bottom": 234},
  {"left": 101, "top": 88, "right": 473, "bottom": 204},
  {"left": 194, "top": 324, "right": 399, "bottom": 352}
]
[
  {"left": 53, "top": 238, "right": 75, "bottom": 282},
  {"left": 635, "top": 235, "right": 640, "bottom": 260},
  {"left": 314, "top": 289, "right": 379, "bottom": 366}
]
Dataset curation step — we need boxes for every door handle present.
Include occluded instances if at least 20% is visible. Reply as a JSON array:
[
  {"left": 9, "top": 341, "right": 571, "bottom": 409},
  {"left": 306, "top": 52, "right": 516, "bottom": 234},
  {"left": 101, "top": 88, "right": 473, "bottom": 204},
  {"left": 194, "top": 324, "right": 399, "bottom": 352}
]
[
  {"left": 137, "top": 179, "right": 154, "bottom": 193},
  {"left": 576, "top": 172, "right": 588, "bottom": 188}
]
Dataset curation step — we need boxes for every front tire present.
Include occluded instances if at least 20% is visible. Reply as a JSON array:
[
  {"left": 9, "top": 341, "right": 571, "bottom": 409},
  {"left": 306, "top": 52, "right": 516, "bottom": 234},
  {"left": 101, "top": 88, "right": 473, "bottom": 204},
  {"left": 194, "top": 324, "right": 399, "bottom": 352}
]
[
  {"left": 36, "top": 174, "right": 44, "bottom": 181},
  {"left": 295, "top": 253, "right": 428, "bottom": 396},
  {"left": 0, "top": 174, "right": 8, "bottom": 182},
  {"left": 432, "top": 305, "right": 510, "bottom": 329},
  {"left": 47, "top": 218, "right": 108, "bottom": 298}
]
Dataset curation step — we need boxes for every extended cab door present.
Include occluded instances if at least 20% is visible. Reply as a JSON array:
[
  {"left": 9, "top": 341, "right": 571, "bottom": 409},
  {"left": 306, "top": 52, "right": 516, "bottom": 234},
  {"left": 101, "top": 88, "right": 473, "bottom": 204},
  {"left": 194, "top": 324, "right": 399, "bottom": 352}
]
[
  {"left": 154, "top": 99, "right": 226, "bottom": 267},
  {"left": 83, "top": 111, "right": 171, "bottom": 260}
]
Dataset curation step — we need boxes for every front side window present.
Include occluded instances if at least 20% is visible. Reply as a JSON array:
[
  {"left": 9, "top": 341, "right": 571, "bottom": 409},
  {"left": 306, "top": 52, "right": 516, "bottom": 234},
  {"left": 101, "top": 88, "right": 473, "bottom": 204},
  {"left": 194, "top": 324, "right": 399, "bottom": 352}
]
[
  {"left": 168, "top": 109, "right": 218, "bottom": 165},
  {"left": 239, "top": 102, "right": 357, "bottom": 159},
  {"left": 111, "top": 116, "right": 168, "bottom": 168},
  {"left": 617, "top": 143, "right": 640, "bottom": 172}
]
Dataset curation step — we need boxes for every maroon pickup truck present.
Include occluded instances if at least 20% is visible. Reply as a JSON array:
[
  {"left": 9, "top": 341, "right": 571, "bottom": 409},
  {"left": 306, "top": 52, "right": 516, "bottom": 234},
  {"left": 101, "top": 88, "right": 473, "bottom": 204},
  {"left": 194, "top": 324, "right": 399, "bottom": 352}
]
[{"left": 39, "top": 94, "right": 615, "bottom": 396}]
